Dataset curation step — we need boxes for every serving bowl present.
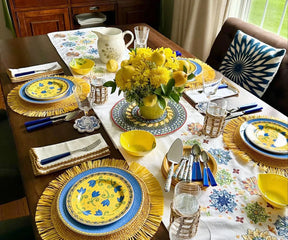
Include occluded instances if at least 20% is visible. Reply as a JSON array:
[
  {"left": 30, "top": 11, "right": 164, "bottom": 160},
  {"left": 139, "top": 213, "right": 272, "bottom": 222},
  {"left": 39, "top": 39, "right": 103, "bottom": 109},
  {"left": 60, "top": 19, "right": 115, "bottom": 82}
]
[
  {"left": 69, "top": 58, "right": 95, "bottom": 75},
  {"left": 120, "top": 130, "right": 156, "bottom": 156},
  {"left": 257, "top": 173, "right": 288, "bottom": 208}
]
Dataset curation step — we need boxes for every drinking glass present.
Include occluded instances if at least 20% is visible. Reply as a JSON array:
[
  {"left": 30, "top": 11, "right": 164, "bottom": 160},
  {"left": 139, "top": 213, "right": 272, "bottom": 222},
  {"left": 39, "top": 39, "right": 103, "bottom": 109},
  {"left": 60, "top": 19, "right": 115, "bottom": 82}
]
[
  {"left": 73, "top": 85, "right": 91, "bottom": 116},
  {"left": 134, "top": 26, "right": 150, "bottom": 48},
  {"left": 173, "top": 182, "right": 201, "bottom": 217},
  {"left": 169, "top": 218, "right": 211, "bottom": 240},
  {"left": 202, "top": 70, "right": 223, "bottom": 101}
]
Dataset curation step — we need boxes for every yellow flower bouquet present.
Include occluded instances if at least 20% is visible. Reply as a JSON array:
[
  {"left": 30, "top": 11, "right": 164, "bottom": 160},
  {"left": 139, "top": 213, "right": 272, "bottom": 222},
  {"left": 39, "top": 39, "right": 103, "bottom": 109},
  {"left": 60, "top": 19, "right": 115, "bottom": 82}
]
[{"left": 104, "top": 47, "right": 194, "bottom": 119}]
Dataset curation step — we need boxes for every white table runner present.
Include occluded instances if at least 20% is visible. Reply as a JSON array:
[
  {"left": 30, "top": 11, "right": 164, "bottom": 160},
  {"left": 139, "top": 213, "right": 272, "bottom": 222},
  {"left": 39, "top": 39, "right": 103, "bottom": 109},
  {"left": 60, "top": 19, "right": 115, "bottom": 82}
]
[{"left": 47, "top": 28, "right": 287, "bottom": 240}]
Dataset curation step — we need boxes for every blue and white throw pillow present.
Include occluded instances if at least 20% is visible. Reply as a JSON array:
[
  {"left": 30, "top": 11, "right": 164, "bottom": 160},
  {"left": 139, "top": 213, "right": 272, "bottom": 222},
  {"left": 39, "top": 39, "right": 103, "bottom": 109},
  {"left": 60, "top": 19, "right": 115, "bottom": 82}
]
[{"left": 219, "top": 30, "right": 286, "bottom": 98}]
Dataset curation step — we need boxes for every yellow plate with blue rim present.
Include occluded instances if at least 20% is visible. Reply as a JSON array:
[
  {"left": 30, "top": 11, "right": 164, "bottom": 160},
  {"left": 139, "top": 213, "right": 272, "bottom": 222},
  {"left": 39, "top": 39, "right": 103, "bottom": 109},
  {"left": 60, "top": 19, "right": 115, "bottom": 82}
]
[
  {"left": 66, "top": 172, "right": 134, "bottom": 226},
  {"left": 245, "top": 120, "right": 288, "bottom": 154},
  {"left": 24, "top": 78, "right": 69, "bottom": 100}
]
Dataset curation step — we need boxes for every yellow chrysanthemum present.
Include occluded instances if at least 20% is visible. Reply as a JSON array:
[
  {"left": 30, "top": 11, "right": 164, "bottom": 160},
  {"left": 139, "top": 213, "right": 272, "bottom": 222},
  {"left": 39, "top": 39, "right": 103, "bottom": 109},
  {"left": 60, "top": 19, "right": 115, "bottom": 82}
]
[{"left": 149, "top": 67, "right": 171, "bottom": 88}]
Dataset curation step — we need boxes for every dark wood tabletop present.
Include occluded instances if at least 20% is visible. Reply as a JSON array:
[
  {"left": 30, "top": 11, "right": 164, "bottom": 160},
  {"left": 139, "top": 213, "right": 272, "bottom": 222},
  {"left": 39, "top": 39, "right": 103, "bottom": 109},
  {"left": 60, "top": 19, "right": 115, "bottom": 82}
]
[{"left": 0, "top": 23, "right": 286, "bottom": 240}]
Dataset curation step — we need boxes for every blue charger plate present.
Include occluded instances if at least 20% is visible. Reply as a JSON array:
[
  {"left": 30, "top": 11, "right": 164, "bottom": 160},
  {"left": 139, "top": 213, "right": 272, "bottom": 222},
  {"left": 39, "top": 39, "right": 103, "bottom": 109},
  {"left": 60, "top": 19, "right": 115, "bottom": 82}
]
[
  {"left": 19, "top": 76, "right": 74, "bottom": 104},
  {"left": 239, "top": 118, "right": 288, "bottom": 160},
  {"left": 57, "top": 167, "right": 143, "bottom": 236}
]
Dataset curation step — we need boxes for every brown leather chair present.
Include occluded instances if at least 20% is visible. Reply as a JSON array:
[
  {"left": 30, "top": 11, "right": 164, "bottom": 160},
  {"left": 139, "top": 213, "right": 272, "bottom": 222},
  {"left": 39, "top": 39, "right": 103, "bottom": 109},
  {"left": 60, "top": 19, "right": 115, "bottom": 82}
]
[{"left": 206, "top": 17, "right": 288, "bottom": 116}]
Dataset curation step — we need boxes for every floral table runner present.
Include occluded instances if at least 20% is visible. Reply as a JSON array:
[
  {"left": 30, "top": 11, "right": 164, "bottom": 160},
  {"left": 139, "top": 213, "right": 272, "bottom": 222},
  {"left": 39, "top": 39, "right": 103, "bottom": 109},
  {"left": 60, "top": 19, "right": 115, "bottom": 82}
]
[{"left": 48, "top": 28, "right": 287, "bottom": 240}]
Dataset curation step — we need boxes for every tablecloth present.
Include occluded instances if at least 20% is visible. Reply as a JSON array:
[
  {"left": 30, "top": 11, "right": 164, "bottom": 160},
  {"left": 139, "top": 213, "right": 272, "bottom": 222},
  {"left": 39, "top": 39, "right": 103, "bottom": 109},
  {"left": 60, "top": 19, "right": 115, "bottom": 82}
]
[{"left": 48, "top": 28, "right": 288, "bottom": 240}]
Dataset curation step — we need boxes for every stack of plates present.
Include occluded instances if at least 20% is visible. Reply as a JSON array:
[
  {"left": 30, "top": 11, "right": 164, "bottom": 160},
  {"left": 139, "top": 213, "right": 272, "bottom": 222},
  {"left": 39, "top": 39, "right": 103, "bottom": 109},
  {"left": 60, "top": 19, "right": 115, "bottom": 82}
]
[
  {"left": 19, "top": 76, "right": 75, "bottom": 104},
  {"left": 57, "top": 167, "right": 143, "bottom": 236},
  {"left": 239, "top": 118, "right": 288, "bottom": 159}
]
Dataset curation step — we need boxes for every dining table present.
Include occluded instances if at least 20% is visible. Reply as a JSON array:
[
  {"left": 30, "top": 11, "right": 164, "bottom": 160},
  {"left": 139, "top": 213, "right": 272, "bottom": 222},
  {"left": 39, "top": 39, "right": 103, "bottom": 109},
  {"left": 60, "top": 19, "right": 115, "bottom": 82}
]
[{"left": 0, "top": 23, "right": 287, "bottom": 240}]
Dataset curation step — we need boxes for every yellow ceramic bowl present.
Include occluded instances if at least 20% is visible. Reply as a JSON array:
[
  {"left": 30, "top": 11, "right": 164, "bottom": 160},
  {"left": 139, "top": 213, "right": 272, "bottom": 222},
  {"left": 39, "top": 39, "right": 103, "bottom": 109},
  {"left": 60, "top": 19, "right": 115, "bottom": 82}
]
[
  {"left": 69, "top": 58, "right": 95, "bottom": 75},
  {"left": 257, "top": 173, "right": 288, "bottom": 208},
  {"left": 120, "top": 130, "right": 156, "bottom": 156}
]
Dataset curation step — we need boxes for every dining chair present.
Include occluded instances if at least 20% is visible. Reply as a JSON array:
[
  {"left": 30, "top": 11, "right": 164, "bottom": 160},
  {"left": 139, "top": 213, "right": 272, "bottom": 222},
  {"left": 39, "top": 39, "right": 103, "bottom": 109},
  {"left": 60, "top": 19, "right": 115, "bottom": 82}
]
[{"left": 206, "top": 17, "right": 288, "bottom": 116}]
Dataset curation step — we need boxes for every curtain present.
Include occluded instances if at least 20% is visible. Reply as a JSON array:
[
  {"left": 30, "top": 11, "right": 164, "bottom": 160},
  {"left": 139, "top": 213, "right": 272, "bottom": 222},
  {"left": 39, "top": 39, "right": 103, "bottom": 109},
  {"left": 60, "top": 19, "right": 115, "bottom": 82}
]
[{"left": 170, "top": 0, "right": 230, "bottom": 61}]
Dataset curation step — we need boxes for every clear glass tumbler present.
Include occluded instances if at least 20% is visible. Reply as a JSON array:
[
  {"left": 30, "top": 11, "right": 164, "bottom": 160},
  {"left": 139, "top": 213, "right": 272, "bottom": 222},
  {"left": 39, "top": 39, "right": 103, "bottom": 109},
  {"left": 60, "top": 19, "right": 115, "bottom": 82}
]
[{"left": 134, "top": 26, "right": 150, "bottom": 48}]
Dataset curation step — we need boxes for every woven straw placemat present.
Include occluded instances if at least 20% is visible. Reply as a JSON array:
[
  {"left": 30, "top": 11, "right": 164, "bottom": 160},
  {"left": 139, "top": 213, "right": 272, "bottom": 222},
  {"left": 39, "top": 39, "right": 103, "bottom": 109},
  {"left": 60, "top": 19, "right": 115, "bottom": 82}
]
[
  {"left": 223, "top": 115, "right": 288, "bottom": 175},
  {"left": 35, "top": 159, "right": 164, "bottom": 240},
  {"left": 7, "top": 75, "right": 90, "bottom": 117}
]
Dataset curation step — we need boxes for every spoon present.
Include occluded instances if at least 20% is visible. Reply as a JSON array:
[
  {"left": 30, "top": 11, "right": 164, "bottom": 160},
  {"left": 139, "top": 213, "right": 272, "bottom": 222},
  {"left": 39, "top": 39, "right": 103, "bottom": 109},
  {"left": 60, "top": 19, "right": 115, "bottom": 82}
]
[
  {"left": 191, "top": 144, "right": 202, "bottom": 181},
  {"left": 200, "top": 150, "right": 217, "bottom": 187}
]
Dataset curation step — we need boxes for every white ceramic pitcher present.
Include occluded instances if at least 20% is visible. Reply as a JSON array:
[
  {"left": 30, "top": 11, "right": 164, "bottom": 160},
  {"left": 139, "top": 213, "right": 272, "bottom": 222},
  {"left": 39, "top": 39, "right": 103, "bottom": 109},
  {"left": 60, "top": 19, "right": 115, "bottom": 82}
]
[{"left": 93, "top": 27, "right": 134, "bottom": 63}]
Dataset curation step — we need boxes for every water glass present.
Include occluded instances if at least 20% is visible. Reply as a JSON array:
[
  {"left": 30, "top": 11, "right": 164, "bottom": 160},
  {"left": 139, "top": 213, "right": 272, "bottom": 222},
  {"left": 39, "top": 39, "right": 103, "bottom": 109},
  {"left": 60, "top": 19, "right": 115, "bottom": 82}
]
[
  {"left": 173, "top": 182, "right": 201, "bottom": 216},
  {"left": 202, "top": 70, "right": 223, "bottom": 100},
  {"left": 134, "top": 26, "right": 150, "bottom": 48},
  {"left": 202, "top": 99, "right": 227, "bottom": 138},
  {"left": 73, "top": 85, "right": 91, "bottom": 116}
]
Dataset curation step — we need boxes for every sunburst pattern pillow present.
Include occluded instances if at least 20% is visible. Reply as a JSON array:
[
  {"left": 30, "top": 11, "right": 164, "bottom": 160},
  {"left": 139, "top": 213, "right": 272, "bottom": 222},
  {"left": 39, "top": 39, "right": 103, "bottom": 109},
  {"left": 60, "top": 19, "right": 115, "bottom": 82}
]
[{"left": 219, "top": 30, "right": 286, "bottom": 98}]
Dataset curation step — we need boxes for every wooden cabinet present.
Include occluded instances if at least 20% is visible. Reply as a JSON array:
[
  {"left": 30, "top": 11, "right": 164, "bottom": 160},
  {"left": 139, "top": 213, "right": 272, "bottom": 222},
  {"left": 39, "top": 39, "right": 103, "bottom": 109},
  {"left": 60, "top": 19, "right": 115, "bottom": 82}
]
[
  {"left": 8, "top": 0, "right": 160, "bottom": 37},
  {"left": 17, "top": 9, "right": 70, "bottom": 37}
]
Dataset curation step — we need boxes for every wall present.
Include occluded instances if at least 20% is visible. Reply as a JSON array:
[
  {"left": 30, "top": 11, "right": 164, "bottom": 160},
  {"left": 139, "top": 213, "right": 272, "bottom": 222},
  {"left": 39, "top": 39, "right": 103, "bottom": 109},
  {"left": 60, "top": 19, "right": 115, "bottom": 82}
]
[{"left": 0, "top": 1, "right": 14, "bottom": 40}]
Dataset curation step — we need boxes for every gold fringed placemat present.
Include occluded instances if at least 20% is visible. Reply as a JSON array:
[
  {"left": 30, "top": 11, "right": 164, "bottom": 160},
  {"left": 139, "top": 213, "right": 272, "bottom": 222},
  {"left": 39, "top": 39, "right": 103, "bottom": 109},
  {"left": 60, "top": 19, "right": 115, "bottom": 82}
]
[
  {"left": 184, "top": 58, "right": 239, "bottom": 95},
  {"left": 223, "top": 115, "right": 288, "bottom": 175},
  {"left": 35, "top": 159, "right": 164, "bottom": 240},
  {"left": 7, "top": 75, "right": 90, "bottom": 117}
]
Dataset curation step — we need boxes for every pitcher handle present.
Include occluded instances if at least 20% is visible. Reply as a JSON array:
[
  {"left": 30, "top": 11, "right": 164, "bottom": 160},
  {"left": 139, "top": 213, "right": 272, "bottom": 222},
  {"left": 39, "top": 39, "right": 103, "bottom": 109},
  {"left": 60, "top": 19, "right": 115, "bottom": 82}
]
[{"left": 123, "top": 30, "right": 134, "bottom": 48}]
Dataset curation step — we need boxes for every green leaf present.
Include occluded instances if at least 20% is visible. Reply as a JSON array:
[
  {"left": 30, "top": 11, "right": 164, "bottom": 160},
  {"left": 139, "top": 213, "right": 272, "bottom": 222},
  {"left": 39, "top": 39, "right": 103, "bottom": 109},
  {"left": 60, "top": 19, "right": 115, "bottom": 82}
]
[
  {"left": 157, "top": 96, "right": 166, "bottom": 109},
  {"left": 154, "top": 87, "right": 163, "bottom": 96},
  {"left": 188, "top": 73, "right": 195, "bottom": 80},
  {"left": 183, "top": 65, "right": 187, "bottom": 73},
  {"left": 166, "top": 78, "right": 175, "bottom": 96},
  {"left": 103, "top": 81, "right": 117, "bottom": 94},
  {"left": 170, "top": 91, "right": 180, "bottom": 103},
  {"left": 161, "top": 84, "right": 167, "bottom": 95}
]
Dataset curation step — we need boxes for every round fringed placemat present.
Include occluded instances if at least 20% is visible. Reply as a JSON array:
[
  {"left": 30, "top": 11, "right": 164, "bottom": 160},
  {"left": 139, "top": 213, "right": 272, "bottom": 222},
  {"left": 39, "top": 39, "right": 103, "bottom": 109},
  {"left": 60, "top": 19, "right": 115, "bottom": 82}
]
[
  {"left": 7, "top": 75, "right": 90, "bottom": 117},
  {"left": 223, "top": 115, "right": 288, "bottom": 175},
  {"left": 35, "top": 159, "right": 164, "bottom": 240}
]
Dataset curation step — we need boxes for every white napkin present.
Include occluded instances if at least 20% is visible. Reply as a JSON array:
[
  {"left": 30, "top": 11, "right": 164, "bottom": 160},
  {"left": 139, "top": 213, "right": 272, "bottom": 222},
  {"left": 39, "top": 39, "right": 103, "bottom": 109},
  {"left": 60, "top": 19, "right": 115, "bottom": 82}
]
[
  {"left": 185, "top": 86, "right": 238, "bottom": 103},
  {"left": 8, "top": 62, "right": 62, "bottom": 78},
  {"left": 30, "top": 133, "right": 110, "bottom": 175}
]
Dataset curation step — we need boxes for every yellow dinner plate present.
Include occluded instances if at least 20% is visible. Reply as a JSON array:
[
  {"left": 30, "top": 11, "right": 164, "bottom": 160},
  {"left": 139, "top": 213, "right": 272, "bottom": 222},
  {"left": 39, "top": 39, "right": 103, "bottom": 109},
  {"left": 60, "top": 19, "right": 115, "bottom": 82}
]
[
  {"left": 24, "top": 78, "right": 69, "bottom": 100},
  {"left": 66, "top": 172, "right": 134, "bottom": 226},
  {"left": 245, "top": 120, "right": 288, "bottom": 154}
]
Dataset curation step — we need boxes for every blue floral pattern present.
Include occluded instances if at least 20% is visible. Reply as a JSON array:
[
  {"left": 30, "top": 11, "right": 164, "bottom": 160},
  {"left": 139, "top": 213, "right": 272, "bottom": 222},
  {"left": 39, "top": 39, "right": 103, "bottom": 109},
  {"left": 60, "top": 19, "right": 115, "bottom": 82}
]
[
  {"left": 209, "top": 189, "right": 237, "bottom": 213},
  {"left": 274, "top": 215, "right": 288, "bottom": 238},
  {"left": 208, "top": 148, "right": 232, "bottom": 165}
]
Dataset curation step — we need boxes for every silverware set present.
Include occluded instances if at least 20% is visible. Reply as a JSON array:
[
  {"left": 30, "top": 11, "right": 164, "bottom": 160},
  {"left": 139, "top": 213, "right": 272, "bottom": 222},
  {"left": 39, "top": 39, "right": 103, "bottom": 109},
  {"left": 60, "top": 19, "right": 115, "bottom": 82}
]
[
  {"left": 226, "top": 103, "right": 262, "bottom": 120},
  {"left": 165, "top": 139, "right": 217, "bottom": 192}
]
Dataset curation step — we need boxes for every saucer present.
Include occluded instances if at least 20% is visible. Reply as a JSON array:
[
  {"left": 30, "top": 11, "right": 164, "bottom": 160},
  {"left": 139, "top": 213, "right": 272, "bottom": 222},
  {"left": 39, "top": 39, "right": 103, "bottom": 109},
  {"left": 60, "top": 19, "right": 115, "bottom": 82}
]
[{"left": 73, "top": 116, "right": 100, "bottom": 133}]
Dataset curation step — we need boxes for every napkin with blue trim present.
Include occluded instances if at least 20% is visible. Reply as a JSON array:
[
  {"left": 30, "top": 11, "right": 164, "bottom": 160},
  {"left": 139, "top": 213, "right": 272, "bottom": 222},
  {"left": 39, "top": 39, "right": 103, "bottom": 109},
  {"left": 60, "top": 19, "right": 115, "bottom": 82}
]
[{"left": 29, "top": 133, "right": 110, "bottom": 176}]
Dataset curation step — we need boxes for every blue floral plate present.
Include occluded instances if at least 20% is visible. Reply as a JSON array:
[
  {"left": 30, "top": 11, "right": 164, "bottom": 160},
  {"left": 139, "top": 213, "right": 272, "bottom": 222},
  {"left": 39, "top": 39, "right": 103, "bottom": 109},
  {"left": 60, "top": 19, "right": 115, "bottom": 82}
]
[
  {"left": 57, "top": 167, "right": 143, "bottom": 236},
  {"left": 239, "top": 118, "right": 288, "bottom": 160},
  {"left": 19, "top": 76, "right": 74, "bottom": 104}
]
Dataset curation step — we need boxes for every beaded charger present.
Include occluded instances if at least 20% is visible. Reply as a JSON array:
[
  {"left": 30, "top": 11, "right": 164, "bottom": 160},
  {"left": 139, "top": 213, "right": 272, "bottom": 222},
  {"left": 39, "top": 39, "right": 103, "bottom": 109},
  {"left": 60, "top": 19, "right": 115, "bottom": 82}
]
[
  {"left": 7, "top": 75, "right": 90, "bottom": 117},
  {"left": 223, "top": 115, "right": 288, "bottom": 174},
  {"left": 35, "top": 159, "right": 164, "bottom": 240}
]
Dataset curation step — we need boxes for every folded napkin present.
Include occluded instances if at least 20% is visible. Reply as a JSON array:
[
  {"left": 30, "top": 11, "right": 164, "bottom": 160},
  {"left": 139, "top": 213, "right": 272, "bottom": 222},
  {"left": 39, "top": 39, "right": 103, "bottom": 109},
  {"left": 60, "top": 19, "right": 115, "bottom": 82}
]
[
  {"left": 7, "top": 62, "right": 63, "bottom": 83},
  {"left": 185, "top": 85, "right": 238, "bottom": 103},
  {"left": 30, "top": 133, "right": 110, "bottom": 176}
]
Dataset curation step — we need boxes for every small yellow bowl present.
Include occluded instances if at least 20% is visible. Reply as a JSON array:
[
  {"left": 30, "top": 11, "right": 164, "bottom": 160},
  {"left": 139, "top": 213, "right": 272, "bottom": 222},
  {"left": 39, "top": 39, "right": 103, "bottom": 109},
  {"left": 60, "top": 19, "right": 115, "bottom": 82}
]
[
  {"left": 257, "top": 173, "right": 288, "bottom": 208},
  {"left": 69, "top": 58, "right": 95, "bottom": 75},
  {"left": 120, "top": 130, "right": 156, "bottom": 156}
]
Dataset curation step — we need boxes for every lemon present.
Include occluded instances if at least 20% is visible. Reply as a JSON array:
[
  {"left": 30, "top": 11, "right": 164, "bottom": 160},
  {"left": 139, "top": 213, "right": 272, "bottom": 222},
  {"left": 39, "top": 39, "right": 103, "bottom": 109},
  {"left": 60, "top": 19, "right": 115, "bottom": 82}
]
[
  {"left": 172, "top": 71, "right": 188, "bottom": 87},
  {"left": 106, "top": 59, "right": 118, "bottom": 73},
  {"left": 178, "top": 60, "right": 190, "bottom": 73},
  {"left": 121, "top": 60, "right": 129, "bottom": 67},
  {"left": 143, "top": 94, "right": 158, "bottom": 107},
  {"left": 122, "top": 65, "right": 136, "bottom": 79},
  {"left": 151, "top": 51, "right": 166, "bottom": 66}
]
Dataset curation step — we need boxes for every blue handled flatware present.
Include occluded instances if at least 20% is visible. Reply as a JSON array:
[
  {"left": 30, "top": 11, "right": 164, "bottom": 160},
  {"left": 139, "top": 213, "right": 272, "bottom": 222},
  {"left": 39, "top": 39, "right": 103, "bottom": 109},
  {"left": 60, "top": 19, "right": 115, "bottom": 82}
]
[
  {"left": 40, "top": 139, "right": 101, "bottom": 165},
  {"left": 227, "top": 103, "right": 258, "bottom": 113},
  {"left": 226, "top": 106, "right": 263, "bottom": 120},
  {"left": 191, "top": 144, "right": 202, "bottom": 181},
  {"left": 200, "top": 150, "right": 217, "bottom": 187},
  {"left": 14, "top": 64, "right": 57, "bottom": 77},
  {"left": 26, "top": 110, "right": 81, "bottom": 131}
]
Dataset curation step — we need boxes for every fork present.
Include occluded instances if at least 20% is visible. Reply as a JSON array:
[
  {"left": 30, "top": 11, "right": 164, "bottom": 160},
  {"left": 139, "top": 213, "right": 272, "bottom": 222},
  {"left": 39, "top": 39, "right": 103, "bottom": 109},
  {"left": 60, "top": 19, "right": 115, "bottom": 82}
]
[
  {"left": 15, "top": 64, "right": 58, "bottom": 77},
  {"left": 40, "top": 139, "right": 101, "bottom": 165}
]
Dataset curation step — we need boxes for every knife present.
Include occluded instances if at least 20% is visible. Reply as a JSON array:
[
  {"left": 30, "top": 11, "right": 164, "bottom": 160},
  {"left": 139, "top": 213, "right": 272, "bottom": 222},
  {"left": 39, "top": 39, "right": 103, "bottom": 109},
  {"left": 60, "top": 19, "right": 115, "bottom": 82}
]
[
  {"left": 227, "top": 103, "right": 258, "bottom": 113},
  {"left": 14, "top": 64, "right": 57, "bottom": 77},
  {"left": 24, "top": 110, "right": 81, "bottom": 127},
  {"left": 164, "top": 138, "right": 183, "bottom": 192},
  {"left": 226, "top": 106, "right": 263, "bottom": 120}
]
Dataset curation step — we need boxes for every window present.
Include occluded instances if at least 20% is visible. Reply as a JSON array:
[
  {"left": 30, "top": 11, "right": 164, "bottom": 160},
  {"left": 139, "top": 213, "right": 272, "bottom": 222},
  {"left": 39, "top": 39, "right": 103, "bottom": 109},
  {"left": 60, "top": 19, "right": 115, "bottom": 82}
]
[{"left": 247, "top": 0, "right": 288, "bottom": 38}]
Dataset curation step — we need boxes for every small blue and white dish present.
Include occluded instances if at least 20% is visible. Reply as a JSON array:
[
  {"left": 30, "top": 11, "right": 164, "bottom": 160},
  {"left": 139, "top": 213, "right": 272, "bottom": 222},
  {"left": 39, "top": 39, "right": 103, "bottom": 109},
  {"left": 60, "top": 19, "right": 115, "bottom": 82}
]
[{"left": 73, "top": 116, "right": 100, "bottom": 133}]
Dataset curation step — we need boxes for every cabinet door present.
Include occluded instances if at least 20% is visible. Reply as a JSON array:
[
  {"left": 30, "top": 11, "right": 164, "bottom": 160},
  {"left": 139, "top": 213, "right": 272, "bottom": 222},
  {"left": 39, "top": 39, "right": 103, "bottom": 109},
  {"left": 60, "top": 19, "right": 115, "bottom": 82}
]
[
  {"left": 117, "top": 0, "right": 160, "bottom": 28},
  {"left": 17, "top": 8, "right": 71, "bottom": 37}
]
